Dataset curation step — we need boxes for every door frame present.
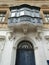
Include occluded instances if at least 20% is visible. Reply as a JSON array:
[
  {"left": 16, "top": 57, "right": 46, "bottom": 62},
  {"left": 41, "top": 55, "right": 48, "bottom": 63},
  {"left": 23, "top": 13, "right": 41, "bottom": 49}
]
[
  {"left": 15, "top": 40, "right": 36, "bottom": 65},
  {"left": 10, "top": 36, "right": 38, "bottom": 65}
]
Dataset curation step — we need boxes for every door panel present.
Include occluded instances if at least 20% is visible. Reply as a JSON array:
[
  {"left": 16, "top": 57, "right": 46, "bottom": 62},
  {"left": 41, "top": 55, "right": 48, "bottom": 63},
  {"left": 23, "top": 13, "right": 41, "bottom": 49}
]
[{"left": 16, "top": 49, "right": 35, "bottom": 65}]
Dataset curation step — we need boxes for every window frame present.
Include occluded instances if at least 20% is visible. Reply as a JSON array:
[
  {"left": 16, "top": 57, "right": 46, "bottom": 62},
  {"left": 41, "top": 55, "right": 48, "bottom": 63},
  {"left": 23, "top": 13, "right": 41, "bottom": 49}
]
[
  {"left": 10, "top": 12, "right": 16, "bottom": 17},
  {"left": 0, "top": 7, "right": 10, "bottom": 23},
  {"left": 0, "top": 12, "right": 6, "bottom": 22},
  {"left": 40, "top": 8, "right": 49, "bottom": 23},
  {"left": 43, "top": 12, "right": 49, "bottom": 22},
  {"left": 10, "top": 8, "right": 40, "bottom": 18}
]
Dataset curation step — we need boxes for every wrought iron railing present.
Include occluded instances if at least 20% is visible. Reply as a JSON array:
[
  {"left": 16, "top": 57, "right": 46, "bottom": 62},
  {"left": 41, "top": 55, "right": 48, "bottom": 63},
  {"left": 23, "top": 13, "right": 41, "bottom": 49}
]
[{"left": 8, "top": 16, "right": 42, "bottom": 25}]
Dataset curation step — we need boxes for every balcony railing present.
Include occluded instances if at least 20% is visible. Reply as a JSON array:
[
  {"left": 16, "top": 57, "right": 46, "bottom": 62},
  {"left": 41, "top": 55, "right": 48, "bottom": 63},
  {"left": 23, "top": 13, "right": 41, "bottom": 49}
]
[{"left": 8, "top": 16, "right": 42, "bottom": 26}]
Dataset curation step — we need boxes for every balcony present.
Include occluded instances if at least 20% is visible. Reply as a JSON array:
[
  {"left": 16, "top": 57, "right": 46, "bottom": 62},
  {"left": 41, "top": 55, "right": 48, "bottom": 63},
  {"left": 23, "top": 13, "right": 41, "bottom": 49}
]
[
  {"left": 8, "top": 4, "right": 43, "bottom": 29},
  {"left": 8, "top": 16, "right": 42, "bottom": 26}
]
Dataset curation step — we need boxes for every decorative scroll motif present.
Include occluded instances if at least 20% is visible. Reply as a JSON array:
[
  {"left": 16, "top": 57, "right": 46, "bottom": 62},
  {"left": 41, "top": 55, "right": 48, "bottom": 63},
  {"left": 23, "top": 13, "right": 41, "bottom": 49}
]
[
  {"left": 17, "top": 40, "right": 33, "bottom": 49},
  {"left": 0, "top": 39, "right": 5, "bottom": 62},
  {"left": 0, "top": 39, "right": 5, "bottom": 51},
  {"left": 8, "top": 17, "right": 42, "bottom": 24},
  {"left": 43, "top": 31, "right": 49, "bottom": 40}
]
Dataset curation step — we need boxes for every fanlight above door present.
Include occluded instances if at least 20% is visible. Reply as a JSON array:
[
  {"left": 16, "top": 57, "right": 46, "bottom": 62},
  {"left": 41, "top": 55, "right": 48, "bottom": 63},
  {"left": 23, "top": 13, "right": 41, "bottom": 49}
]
[{"left": 17, "top": 40, "right": 33, "bottom": 49}]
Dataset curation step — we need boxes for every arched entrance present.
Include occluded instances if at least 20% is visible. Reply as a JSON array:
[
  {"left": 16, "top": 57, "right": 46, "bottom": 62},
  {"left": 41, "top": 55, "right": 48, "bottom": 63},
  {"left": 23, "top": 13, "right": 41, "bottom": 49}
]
[{"left": 15, "top": 40, "right": 35, "bottom": 65}]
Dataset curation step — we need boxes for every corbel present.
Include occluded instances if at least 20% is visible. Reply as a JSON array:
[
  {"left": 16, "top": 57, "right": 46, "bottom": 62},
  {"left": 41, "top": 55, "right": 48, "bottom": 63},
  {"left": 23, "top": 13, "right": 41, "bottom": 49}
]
[
  {"left": 0, "top": 35, "right": 6, "bottom": 51},
  {"left": 35, "top": 27, "right": 42, "bottom": 40}
]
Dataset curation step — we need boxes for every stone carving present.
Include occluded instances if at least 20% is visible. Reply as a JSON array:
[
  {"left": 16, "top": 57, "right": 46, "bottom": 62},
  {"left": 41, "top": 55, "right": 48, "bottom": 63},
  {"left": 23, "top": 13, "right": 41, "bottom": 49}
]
[
  {"left": 0, "top": 40, "right": 4, "bottom": 50},
  {"left": 0, "top": 39, "right": 5, "bottom": 51},
  {"left": 0, "top": 38, "right": 5, "bottom": 64},
  {"left": 35, "top": 27, "right": 42, "bottom": 40},
  {"left": 0, "top": 36, "right": 5, "bottom": 56}
]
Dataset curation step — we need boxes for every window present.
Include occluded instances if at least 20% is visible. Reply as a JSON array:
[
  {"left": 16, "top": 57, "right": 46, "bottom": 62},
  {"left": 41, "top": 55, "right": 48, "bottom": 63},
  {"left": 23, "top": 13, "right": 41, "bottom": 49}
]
[
  {"left": 44, "top": 12, "right": 49, "bottom": 22},
  {"left": 19, "top": 10, "right": 31, "bottom": 16},
  {"left": 40, "top": 8, "right": 49, "bottom": 23},
  {"left": 0, "top": 12, "right": 6, "bottom": 22},
  {"left": 25, "top": 10, "right": 31, "bottom": 16},
  {"left": 34, "top": 12, "right": 40, "bottom": 17},
  {"left": 17, "top": 12, "right": 19, "bottom": 17},
  {"left": 11, "top": 12, "right": 15, "bottom": 17},
  {"left": 47, "top": 60, "right": 49, "bottom": 65},
  {"left": 19, "top": 11, "right": 24, "bottom": 16},
  {"left": 11, "top": 12, "right": 16, "bottom": 17},
  {"left": 9, "top": 6, "right": 42, "bottom": 24},
  {"left": 10, "top": 7, "right": 40, "bottom": 18}
]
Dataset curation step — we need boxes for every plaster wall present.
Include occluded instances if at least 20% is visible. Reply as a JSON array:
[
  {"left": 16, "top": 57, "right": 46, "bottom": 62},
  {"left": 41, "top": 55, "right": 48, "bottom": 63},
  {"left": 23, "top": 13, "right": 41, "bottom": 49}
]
[{"left": 0, "top": 29, "right": 48, "bottom": 65}]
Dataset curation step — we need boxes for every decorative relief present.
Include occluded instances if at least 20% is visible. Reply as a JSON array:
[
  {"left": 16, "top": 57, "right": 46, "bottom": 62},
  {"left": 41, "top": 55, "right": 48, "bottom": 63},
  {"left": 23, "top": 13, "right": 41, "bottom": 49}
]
[
  {"left": 6, "top": 31, "right": 14, "bottom": 40},
  {"left": 17, "top": 41, "right": 33, "bottom": 49},
  {"left": 0, "top": 37, "right": 5, "bottom": 63},
  {"left": 46, "top": 40, "right": 49, "bottom": 50},
  {"left": 44, "top": 31, "right": 49, "bottom": 40},
  {"left": 35, "top": 27, "right": 42, "bottom": 40},
  {"left": 0, "top": 36, "right": 5, "bottom": 53},
  {"left": 0, "top": 40, "right": 5, "bottom": 51},
  {"left": 22, "top": 24, "right": 28, "bottom": 34}
]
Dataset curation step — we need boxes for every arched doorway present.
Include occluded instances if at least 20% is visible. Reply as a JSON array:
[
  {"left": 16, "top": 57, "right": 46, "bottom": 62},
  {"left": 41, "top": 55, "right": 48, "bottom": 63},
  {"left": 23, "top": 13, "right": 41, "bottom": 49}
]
[{"left": 15, "top": 40, "right": 35, "bottom": 65}]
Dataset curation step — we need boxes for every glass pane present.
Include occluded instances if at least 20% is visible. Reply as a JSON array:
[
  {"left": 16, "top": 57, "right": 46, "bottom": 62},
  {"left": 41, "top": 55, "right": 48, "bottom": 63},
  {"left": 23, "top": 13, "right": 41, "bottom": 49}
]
[
  {"left": 2, "top": 17, "right": 5, "bottom": 22},
  {"left": 34, "top": 12, "right": 40, "bottom": 17},
  {"left": 47, "top": 18, "right": 49, "bottom": 22},
  {"left": 25, "top": 10, "right": 31, "bottom": 16},
  {"left": 47, "top": 14, "right": 49, "bottom": 16},
  {"left": 0, "top": 14, "right": 3, "bottom": 16},
  {"left": 17, "top": 12, "right": 19, "bottom": 17},
  {"left": 20, "top": 11, "right": 24, "bottom": 16},
  {"left": 11, "top": 12, "right": 15, "bottom": 17},
  {"left": 0, "top": 12, "right": 6, "bottom": 22},
  {"left": 0, "top": 17, "right": 2, "bottom": 21},
  {"left": 44, "top": 12, "right": 49, "bottom": 22},
  {"left": 32, "top": 12, "right": 34, "bottom": 17},
  {"left": 10, "top": 18, "right": 13, "bottom": 23},
  {"left": 0, "top": 12, "right": 5, "bottom": 16},
  {"left": 48, "top": 18, "right": 49, "bottom": 20}
]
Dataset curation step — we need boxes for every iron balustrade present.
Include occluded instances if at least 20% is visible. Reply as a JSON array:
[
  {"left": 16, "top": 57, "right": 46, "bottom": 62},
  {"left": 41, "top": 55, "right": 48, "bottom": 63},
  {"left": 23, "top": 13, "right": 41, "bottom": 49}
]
[{"left": 8, "top": 16, "right": 42, "bottom": 25}]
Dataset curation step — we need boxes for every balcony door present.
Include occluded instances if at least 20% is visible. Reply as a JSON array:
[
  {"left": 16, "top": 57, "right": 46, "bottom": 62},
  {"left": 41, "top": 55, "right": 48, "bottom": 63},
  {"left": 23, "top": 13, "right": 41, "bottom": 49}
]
[{"left": 15, "top": 40, "right": 35, "bottom": 65}]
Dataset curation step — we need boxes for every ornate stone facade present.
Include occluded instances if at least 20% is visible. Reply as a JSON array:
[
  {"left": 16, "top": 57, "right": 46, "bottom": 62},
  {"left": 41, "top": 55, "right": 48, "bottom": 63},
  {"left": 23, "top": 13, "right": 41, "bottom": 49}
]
[{"left": 0, "top": 0, "right": 49, "bottom": 65}]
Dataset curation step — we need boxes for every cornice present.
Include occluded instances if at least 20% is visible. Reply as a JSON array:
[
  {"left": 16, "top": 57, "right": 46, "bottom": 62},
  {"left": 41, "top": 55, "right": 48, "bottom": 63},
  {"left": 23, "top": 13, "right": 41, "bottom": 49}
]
[{"left": 0, "top": 1, "right": 49, "bottom": 7}]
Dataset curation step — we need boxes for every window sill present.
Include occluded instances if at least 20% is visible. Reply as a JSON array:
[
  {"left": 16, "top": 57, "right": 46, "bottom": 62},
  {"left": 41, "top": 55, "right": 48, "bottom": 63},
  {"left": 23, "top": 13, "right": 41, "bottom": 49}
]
[
  {"left": 0, "top": 21, "right": 7, "bottom": 25},
  {"left": 43, "top": 22, "right": 49, "bottom": 24}
]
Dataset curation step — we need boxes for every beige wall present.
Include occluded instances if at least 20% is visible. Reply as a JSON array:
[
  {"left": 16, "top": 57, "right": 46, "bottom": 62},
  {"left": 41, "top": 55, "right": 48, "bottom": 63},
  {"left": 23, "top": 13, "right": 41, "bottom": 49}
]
[
  {"left": 0, "top": 0, "right": 49, "bottom": 28},
  {"left": 0, "top": 0, "right": 49, "bottom": 7}
]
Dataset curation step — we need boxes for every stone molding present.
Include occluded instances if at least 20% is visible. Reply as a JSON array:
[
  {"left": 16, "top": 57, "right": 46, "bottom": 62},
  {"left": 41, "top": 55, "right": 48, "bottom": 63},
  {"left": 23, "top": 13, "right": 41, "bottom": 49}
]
[
  {"left": 0, "top": 36, "right": 5, "bottom": 51},
  {"left": 13, "top": 35, "right": 38, "bottom": 50}
]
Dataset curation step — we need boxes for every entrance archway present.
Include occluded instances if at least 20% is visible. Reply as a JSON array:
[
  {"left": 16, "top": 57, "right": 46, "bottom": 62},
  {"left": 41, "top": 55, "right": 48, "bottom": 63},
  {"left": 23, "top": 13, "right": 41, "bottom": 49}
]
[{"left": 15, "top": 40, "right": 35, "bottom": 65}]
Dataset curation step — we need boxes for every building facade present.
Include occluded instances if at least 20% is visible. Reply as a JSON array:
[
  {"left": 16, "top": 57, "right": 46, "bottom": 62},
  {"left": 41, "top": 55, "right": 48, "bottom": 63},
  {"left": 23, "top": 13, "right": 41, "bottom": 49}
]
[{"left": 0, "top": 0, "right": 49, "bottom": 65}]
